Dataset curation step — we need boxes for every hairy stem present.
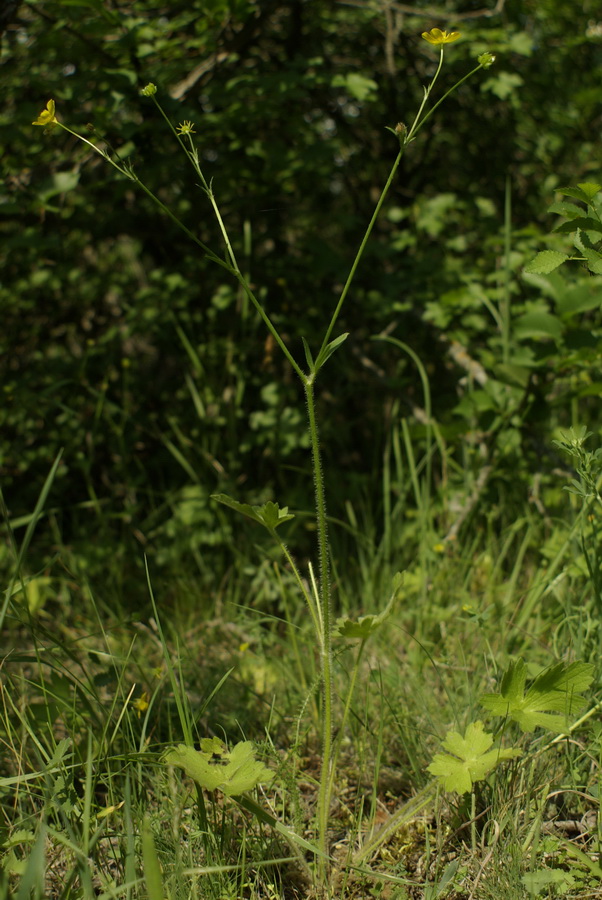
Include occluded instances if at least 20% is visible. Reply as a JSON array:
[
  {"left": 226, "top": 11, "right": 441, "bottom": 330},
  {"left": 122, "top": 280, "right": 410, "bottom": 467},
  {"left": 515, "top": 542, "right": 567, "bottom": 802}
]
[{"left": 305, "top": 378, "right": 334, "bottom": 873}]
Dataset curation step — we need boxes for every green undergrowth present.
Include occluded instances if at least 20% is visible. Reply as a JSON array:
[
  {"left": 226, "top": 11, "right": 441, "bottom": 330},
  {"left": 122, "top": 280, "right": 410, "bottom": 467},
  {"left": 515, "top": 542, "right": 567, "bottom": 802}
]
[{"left": 2, "top": 484, "right": 601, "bottom": 899}]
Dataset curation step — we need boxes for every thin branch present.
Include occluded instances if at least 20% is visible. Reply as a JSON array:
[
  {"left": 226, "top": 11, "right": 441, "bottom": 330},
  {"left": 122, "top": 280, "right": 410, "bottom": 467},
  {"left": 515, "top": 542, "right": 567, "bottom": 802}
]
[
  {"left": 336, "top": 0, "right": 506, "bottom": 22},
  {"left": 169, "top": 52, "right": 230, "bottom": 100}
]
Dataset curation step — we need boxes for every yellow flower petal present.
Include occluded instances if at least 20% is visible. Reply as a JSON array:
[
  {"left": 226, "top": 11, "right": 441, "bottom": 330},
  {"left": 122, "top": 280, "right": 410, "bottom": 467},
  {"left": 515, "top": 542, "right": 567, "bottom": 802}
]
[
  {"left": 421, "top": 28, "right": 461, "bottom": 45},
  {"left": 134, "top": 691, "right": 150, "bottom": 716},
  {"left": 32, "top": 99, "right": 59, "bottom": 128}
]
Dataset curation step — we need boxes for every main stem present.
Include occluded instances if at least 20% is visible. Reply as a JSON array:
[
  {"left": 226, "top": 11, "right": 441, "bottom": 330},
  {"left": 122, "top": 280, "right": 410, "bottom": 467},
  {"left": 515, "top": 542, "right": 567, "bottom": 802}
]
[{"left": 304, "top": 377, "right": 333, "bottom": 874}]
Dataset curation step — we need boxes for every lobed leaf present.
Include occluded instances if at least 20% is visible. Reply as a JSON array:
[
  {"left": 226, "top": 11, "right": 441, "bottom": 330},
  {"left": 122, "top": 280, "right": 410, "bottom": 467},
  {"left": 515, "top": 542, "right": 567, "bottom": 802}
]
[
  {"left": 481, "top": 658, "right": 594, "bottom": 732},
  {"left": 427, "top": 721, "right": 520, "bottom": 794},
  {"left": 211, "top": 493, "right": 294, "bottom": 530},
  {"left": 336, "top": 572, "right": 402, "bottom": 640},
  {"left": 165, "top": 739, "right": 273, "bottom": 796}
]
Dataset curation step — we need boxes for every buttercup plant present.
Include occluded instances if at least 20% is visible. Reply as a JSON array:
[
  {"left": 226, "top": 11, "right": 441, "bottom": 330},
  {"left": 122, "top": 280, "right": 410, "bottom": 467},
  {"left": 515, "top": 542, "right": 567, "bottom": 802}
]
[{"left": 34, "top": 30, "right": 502, "bottom": 889}]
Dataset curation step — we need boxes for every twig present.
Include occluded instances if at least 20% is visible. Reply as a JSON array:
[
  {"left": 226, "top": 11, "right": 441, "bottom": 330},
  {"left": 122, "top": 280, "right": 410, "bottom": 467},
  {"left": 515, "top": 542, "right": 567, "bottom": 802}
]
[{"left": 336, "top": 0, "right": 506, "bottom": 22}]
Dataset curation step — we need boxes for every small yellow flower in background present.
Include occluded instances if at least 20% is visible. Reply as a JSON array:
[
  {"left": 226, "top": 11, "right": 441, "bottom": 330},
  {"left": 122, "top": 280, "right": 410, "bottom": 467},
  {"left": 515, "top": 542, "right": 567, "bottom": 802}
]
[
  {"left": 32, "top": 99, "right": 59, "bottom": 129},
  {"left": 177, "top": 121, "right": 196, "bottom": 135},
  {"left": 134, "top": 691, "right": 150, "bottom": 716},
  {"left": 421, "top": 28, "right": 461, "bottom": 45}
]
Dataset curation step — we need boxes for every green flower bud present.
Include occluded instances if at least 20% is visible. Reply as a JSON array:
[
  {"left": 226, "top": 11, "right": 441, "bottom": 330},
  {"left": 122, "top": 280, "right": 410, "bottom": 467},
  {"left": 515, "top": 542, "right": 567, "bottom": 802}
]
[{"left": 477, "top": 52, "right": 496, "bottom": 68}]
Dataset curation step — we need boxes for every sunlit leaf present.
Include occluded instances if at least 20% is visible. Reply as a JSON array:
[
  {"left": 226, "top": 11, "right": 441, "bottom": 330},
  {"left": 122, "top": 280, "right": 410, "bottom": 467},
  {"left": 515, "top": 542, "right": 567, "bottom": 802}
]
[
  {"left": 523, "top": 251, "right": 568, "bottom": 275},
  {"left": 165, "top": 739, "right": 273, "bottom": 796},
  {"left": 427, "top": 721, "right": 520, "bottom": 794},
  {"left": 480, "top": 658, "right": 593, "bottom": 732}
]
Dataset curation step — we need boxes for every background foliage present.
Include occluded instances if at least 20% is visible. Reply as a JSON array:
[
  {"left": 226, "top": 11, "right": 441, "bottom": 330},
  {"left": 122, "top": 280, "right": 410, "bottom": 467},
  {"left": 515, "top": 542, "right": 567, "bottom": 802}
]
[{"left": 2, "top": 0, "right": 602, "bottom": 599}]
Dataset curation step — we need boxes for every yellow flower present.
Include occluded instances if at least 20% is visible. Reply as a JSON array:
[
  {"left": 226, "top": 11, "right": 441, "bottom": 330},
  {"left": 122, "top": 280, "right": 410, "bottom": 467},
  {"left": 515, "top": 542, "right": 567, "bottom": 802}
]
[
  {"left": 421, "top": 28, "right": 461, "bottom": 45},
  {"left": 32, "top": 99, "right": 59, "bottom": 129},
  {"left": 177, "top": 120, "right": 196, "bottom": 135},
  {"left": 134, "top": 691, "right": 150, "bottom": 716}
]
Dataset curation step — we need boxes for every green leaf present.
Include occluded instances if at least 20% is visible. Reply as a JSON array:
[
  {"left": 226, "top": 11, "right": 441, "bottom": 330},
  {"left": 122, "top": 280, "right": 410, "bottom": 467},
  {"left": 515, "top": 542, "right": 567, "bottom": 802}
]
[
  {"left": 14, "top": 825, "right": 47, "bottom": 900},
  {"left": 547, "top": 201, "right": 586, "bottom": 220},
  {"left": 514, "top": 311, "right": 563, "bottom": 341},
  {"left": 558, "top": 183, "right": 602, "bottom": 204},
  {"left": 302, "top": 337, "right": 314, "bottom": 371},
  {"left": 238, "top": 793, "right": 327, "bottom": 863},
  {"left": 332, "top": 73, "right": 378, "bottom": 102},
  {"left": 142, "top": 817, "right": 168, "bottom": 900},
  {"left": 508, "top": 31, "right": 534, "bottom": 56},
  {"left": 315, "top": 332, "right": 349, "bottom": 369},
  {"left": 573, "top": 227, "right": 598, "bottom": 253},
  {"left": 524, "top": 251, "right": 569, "bottom": 274},
  {"left": 165, "top": 739, "right": 273, "bottom": 796},
  {"left": 335, "top": 573, "right": 402, "bottom": 640},
  {"left": 555, "top": 282, "right": 602, "bottom": 315},
  {"left": 582, "top": 251, "right": 602, "bottom": 275},
  {"left": 574, "top": 230, "right": 602, "bottom": 273},
  {"left": 522, "top": 869, "right": 575, "bottom": 895},
  {"left": 554, "top": 215, "right": 602, "bottom": 235},
  {"left": 211, "top": 493, "right": 294, "bottom": 530},
  {"left": 481, "top": 71, "right": 523, "bottom": 100},
  {"left": 480, "top": 658, "right": 594, "bottom": 732},
  {"left": 427, "top": 721, "right": 520, "bottom": 794},
  {"left": 577, "top": 181, "right": 602, "bottom": 200}
]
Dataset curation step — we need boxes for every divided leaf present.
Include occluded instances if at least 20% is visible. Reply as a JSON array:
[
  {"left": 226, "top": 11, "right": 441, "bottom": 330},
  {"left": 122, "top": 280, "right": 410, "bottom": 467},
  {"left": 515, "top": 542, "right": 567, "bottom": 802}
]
[
  {"left": 335, "top": 573, "right": 402, "bottom": 640},
  {"left": 164, "top": 739, "right": 273, "bottom": 797},
  {"left": 480, "top": 658, "right": 594, "bottom": 732},
  {"left": 212, "top": 493, "right": 294, "bottom": 531},
  {"left": 427, "top": 721, "right": 520, "bottom": 794}
]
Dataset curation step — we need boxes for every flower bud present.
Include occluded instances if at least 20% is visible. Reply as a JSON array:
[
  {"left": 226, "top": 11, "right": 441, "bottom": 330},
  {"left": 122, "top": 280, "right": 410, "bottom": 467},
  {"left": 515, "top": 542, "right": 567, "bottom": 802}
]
[{"left": 477, "top": 52, "right": 496, "bottom": 68}]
